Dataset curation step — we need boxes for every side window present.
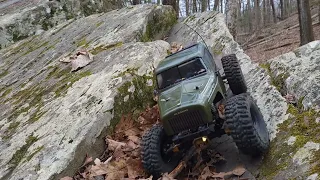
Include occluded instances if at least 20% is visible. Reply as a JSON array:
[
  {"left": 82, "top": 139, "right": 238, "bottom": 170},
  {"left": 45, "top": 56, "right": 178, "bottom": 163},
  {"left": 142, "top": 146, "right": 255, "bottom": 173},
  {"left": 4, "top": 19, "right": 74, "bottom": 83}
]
[{"left": 203, "top": 48, "right": 215, "bottom": 69}]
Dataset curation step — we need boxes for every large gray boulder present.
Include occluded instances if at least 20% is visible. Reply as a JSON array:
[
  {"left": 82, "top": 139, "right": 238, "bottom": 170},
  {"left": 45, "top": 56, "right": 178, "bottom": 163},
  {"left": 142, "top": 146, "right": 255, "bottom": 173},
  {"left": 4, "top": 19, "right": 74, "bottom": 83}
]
[
  {"left": 268, "top": 40, "right": 320, "bottom": 109},
  {"left": 0, "top": 4, "right": 175, "bottom": 180},
  {"left": 0, "top": 0, "right": 123, "bottom": 49},
  {"left": 167, "top": 12, "right": 320, "bottom": 179}
]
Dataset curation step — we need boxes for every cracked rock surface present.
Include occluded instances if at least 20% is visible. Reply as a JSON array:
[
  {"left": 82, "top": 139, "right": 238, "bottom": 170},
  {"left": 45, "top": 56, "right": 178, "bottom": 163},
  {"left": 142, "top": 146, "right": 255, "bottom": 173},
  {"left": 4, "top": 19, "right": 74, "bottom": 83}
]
[{"left": 0, "top": 4, "right": 175, "bottom": 180}]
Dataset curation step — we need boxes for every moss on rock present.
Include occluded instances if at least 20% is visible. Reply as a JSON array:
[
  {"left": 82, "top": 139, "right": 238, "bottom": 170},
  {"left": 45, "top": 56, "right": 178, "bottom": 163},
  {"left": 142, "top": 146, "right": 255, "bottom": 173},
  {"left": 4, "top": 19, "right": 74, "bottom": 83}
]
[
  {"left": 260, "top": 62, "right": 289, "bottom": 95},
  {"left": 89, "top": 42, "right": 123, "bottom": 55},
  {"left": 9, "top": 134, "right": 39, "bottom": 168},
  {"left": 108, "top": 70, "right": 156, "bottom": 133},
  {"left": 141, "top": 9, "right": 177, "bottom": 42},
  {"left": 260, "top": 103, "right": 320, "bottom": 179}
]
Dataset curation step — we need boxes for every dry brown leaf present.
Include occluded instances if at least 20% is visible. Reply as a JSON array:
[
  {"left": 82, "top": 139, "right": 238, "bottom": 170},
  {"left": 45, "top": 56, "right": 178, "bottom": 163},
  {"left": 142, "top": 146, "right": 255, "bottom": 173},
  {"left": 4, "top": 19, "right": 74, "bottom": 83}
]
[
  {"left": 127, "top": 135, "right": 140, "bottom": 144},
  {"left": 232, "top": 166, "right": 246, "bottom": 176},
  {"left": 161, "top": 173, "right": 176, "bottom": 180},
  {"left": 127, "top": 157, "right": 145, "bottom": 178},
  {"left": 199, "top": 166, "right": 213, "bottom": 180},
  {"left": 125, "top": 128, "right": 141, "bottom": 137},
  {"left": 71, "top": 51, "right": 94, "bottom": 71},
  {"left": 126, "top": 140, "right": 138, "bottom": 150},
  {"left": 60, "top": 177, "right": 73, "bottom": 180},
  {"left": 107, "top": 138, "right": 126, "bottom": 151},
  {"left": 104, "top": 159, "right": 127, "bottom": 180},
  {"left": 81, "top": 155, "right": 93, "bottom": 167}
]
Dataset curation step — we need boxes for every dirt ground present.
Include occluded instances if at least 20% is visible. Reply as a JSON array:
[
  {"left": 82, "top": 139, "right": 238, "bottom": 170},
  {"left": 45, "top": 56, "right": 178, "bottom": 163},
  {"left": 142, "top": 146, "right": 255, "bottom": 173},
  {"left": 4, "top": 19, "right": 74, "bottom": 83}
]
[{"left": 243, "top": 8, "right": 320, "bottom": 63}]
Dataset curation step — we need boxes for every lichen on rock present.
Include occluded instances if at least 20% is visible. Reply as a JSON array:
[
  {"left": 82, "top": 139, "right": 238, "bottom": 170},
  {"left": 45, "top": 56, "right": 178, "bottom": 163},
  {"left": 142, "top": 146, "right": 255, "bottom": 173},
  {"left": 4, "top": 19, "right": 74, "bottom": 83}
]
[{"left": 0, "top": 5, "right": 172, "bottom": 180}]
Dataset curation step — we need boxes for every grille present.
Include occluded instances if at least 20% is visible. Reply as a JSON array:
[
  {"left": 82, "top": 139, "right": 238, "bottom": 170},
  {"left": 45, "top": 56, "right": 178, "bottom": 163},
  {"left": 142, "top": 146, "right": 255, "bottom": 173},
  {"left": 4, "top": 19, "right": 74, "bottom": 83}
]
[{"left": 168, "top": 109, "right": 205, "bottom": 134}]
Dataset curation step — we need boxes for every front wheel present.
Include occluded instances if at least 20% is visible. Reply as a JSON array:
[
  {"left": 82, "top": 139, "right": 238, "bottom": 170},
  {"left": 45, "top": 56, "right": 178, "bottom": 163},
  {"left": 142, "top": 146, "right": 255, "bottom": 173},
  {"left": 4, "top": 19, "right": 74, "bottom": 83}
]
[
  {"left": 224, "top": 93, "right": 270, "bottom": 156},
  {"left": 221, "top": 54, "right": 247, "bottom": 95},
  {"left": 141, "top": 124, "right": 181, "bottom": 179}
]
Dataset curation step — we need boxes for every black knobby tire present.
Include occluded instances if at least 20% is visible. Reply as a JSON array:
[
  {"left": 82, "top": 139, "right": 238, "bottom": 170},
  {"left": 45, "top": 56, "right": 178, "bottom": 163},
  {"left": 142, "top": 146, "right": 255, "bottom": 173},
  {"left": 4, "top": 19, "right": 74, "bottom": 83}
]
[
  {"left": 221, "top": 54, "right": 247, "bottom": 95},
  {"left": 141, "top": 124, "right": 180, "bottom": 178},
  {"left": 225, "top": 93, "right": 270, "bottom": 156}
]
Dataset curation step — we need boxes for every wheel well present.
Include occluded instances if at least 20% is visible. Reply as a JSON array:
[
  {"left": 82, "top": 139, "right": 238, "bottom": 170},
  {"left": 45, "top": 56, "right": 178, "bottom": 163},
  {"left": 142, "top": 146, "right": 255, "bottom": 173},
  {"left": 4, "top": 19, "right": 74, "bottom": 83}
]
[{"left": 213, "top": 92, "right": 223, "bottom": 104}]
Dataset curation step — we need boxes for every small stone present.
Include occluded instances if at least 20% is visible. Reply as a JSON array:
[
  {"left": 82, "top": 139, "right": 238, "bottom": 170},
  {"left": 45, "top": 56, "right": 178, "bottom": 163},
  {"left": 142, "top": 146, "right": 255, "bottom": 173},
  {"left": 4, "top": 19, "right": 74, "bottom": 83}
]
[
  {"left": 307, "top": 173, "right": 318, "bottom": 180},
  {"left": 293, "top": 142, "right": 320, "bottom": 165},
  {"left": 287, "top": 136, "right": 296, "bottom": 146},
  {"left": 128, "top": 84, "right": 135, "bottom": 93},
  {"left": 146, "top": 79, "right": 153, "bottom": 86},
  {"left": 123, "top": 95, "right": 129, "bottom": 102},
  {"left": 316, "top": 118, "right": 320, "bottom": 124}
]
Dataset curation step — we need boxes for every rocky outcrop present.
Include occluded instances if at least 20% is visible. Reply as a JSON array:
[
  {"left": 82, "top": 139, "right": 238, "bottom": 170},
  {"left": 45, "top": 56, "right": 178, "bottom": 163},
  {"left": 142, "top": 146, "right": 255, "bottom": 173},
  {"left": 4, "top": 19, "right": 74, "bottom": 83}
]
[
  {"left": 268, "top": 41, "right": 320, "bottom": 110},
  {"left": 0, "top": 4, "right": 175, "bottom": 180},
  {"left": 167, "top": 12, "right": 320, "bottom": 179},
  {"left": 259, "top": 41, "right": 320, "bottom": 180},
  {"left": 0, "top": 0, "right": 123, "bottom": 49}
]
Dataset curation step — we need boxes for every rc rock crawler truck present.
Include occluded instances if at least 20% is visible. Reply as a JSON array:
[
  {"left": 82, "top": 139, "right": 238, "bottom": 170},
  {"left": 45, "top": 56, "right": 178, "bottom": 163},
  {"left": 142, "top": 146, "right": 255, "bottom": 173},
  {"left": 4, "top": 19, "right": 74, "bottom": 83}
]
[{"left": 141, "top": 42, "right": 270, "bottom": 178}]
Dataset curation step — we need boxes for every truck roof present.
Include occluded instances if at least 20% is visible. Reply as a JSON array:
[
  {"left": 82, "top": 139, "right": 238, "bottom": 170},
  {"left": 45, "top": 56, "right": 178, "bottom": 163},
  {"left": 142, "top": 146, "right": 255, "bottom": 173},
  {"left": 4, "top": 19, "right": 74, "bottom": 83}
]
[{"left": 155, "top": 43, "right": 206, "bottom": 74}]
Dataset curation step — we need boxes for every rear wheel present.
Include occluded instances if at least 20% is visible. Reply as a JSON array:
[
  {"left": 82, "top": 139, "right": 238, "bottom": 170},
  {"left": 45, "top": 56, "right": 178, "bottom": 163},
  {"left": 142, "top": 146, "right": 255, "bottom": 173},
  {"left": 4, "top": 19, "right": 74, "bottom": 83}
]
[
  {"left": 221, "top": 54, "right": 247, "bottom": 95},
  {"left": 141, "top": 124, "right": 181, "bottom": 179},
  {"left": 224, "top": 93, "right": 269, "bottom": 156}
]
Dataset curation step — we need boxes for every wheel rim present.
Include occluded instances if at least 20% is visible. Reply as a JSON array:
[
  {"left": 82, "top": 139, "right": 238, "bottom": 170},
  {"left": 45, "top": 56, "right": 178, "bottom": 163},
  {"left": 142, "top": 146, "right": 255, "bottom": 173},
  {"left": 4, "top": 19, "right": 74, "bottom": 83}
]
[{"left": 250, "top": 105, "right": 269, "bottom": 143}]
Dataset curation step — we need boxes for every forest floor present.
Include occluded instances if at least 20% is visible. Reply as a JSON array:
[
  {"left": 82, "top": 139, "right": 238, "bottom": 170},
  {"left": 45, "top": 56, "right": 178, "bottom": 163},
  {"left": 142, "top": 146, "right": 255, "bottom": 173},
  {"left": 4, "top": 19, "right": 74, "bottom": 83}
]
[{"left": 243, "top": 7, "right": 320, "bottom": 63}]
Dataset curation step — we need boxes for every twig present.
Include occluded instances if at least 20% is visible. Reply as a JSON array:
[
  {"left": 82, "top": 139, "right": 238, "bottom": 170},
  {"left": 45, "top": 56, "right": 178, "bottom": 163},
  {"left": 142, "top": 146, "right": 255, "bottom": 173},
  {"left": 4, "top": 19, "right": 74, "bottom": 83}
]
[{"left": 168, "top": 146, "right": 196, "bottom": 177}]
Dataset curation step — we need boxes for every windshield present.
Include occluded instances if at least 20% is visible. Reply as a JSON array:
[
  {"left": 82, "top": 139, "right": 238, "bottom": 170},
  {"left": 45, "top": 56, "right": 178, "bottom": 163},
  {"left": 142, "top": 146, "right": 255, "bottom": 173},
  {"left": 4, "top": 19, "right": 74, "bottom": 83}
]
[{"left": 157, "top": 58, "right": 206, "bottom": 89}]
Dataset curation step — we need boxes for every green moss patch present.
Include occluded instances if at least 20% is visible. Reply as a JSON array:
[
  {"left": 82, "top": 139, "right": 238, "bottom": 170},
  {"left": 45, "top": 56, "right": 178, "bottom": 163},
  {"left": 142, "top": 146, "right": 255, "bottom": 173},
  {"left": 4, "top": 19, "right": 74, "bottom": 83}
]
[
  {"left": 4, "top": 66, "right": 91, "bottom": 129},
  {"left": 260, "top": 62, "right": 289, "bottom": 95},
  {"left": 9, "top": 134, "right": 39, "bottom": 168},
  {"left": 2, "top": 122, "right": 20, "bottom": 140},
  {"left": 260, "top": 104, "right": 320, "bottom": 179},
  {"left": 141, "top": 10, "right": 177, "bottom": 42},
  {"left": 25, "top": 146, "right": 44, "bottom": 162},
  {"left": 76, "top": 37, "right": 89, "bottom": 48},
  {"left": 108, "top": 71, "right": 156, "bottom": 134},
  {"left": 22, "top": 41, "right": 49, "bottom": 56},
  {"left": 0, "top": 69, "right": 8, "bottom": 78},
  {"left": 89, "top": 42, "right": 123, "bottom": 55},
  {"left": 0, "top": 88, "right": 12, "bottom": 98},
  {"left": 96, "top": 22, "right": 103, "bottom": 27}
]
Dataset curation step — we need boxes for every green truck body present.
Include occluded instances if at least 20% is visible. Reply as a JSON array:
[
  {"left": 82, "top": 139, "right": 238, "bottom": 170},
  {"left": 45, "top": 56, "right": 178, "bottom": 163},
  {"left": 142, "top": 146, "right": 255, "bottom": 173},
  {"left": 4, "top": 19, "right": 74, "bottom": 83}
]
[{"left": 155, "top": 43, "right": 226, "bottom": 136}]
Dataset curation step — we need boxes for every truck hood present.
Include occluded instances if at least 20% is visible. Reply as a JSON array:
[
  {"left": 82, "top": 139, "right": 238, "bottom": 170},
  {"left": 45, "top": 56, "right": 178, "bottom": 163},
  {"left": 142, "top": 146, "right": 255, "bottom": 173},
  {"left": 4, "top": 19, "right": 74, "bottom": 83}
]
[{"left": 158, "top": 76, "right": 211, "bottom": 113}]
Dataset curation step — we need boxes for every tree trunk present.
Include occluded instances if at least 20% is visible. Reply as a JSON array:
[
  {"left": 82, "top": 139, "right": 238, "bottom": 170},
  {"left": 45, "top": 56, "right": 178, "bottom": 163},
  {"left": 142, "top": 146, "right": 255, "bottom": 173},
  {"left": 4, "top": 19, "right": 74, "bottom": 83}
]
[
  {"left": 221, "top": 0, "right": 223, "bottom": 13},
  {"left": 176, "top": 0, "right": 179, "bottom": 17},
  {"left": 132, "top": 0, "right": 140, "bottom": 5},
  {"left": 280, "top": 0, "right": 284, "bottom": 19},
  {"left": 226, "top": 0, "right": 238, "bottom": 37},
  {"left": 213, "top": 0, "right": 219, "bottom": 10},
  {"left": 208, "top": 0, "right": 210, "bottom": 10},
  {"left": 270, "top": 0, "right": 276, "bottom": 23},
  {"left": 247, "top": 0, "right": 252, "bottom": 32},
  {"left": 261, "top": 0, "right": 265, "bottom": 27},
  {"left": 163, "top": 0, "right": 179, "bottom": 17},
  {"left": 254, "top": 0, "right": 260, "bottom": 32},
  {"left": 201, "top": 0, "right": 207, "bottom": 12},
  {"left": 186, "top": 0, "right": 190, "bottom": 15},
  {"left": 318, "top": 3, "right": 320, "bottom": 23},
  {"left": 297, "top": 0, "right": 314, "bottom": 46},
  {"left": 157, "top": 0, "right": 160, "bottom": 4},
  {"left": 193, "top": 0, "right": 197, "bottom": 12}
]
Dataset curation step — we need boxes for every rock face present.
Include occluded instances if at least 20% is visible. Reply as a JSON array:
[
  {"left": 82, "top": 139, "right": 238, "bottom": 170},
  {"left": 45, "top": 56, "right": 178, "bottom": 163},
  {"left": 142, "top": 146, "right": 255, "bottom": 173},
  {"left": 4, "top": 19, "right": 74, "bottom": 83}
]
[
  {"left": 0, "top": 0, "right": 123, "bottom": 49},
  {"left": 167, "top": 12, "right": 320, "bottom": 179},
  {"left": 260, "top": 41, "right": 320, "bottom": 179},
  {"left": 268, "top": 40, "right": 320, "bottom": 109},
  {"left": 0, "top": 4, "right": 175, "bottom": 180}
]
